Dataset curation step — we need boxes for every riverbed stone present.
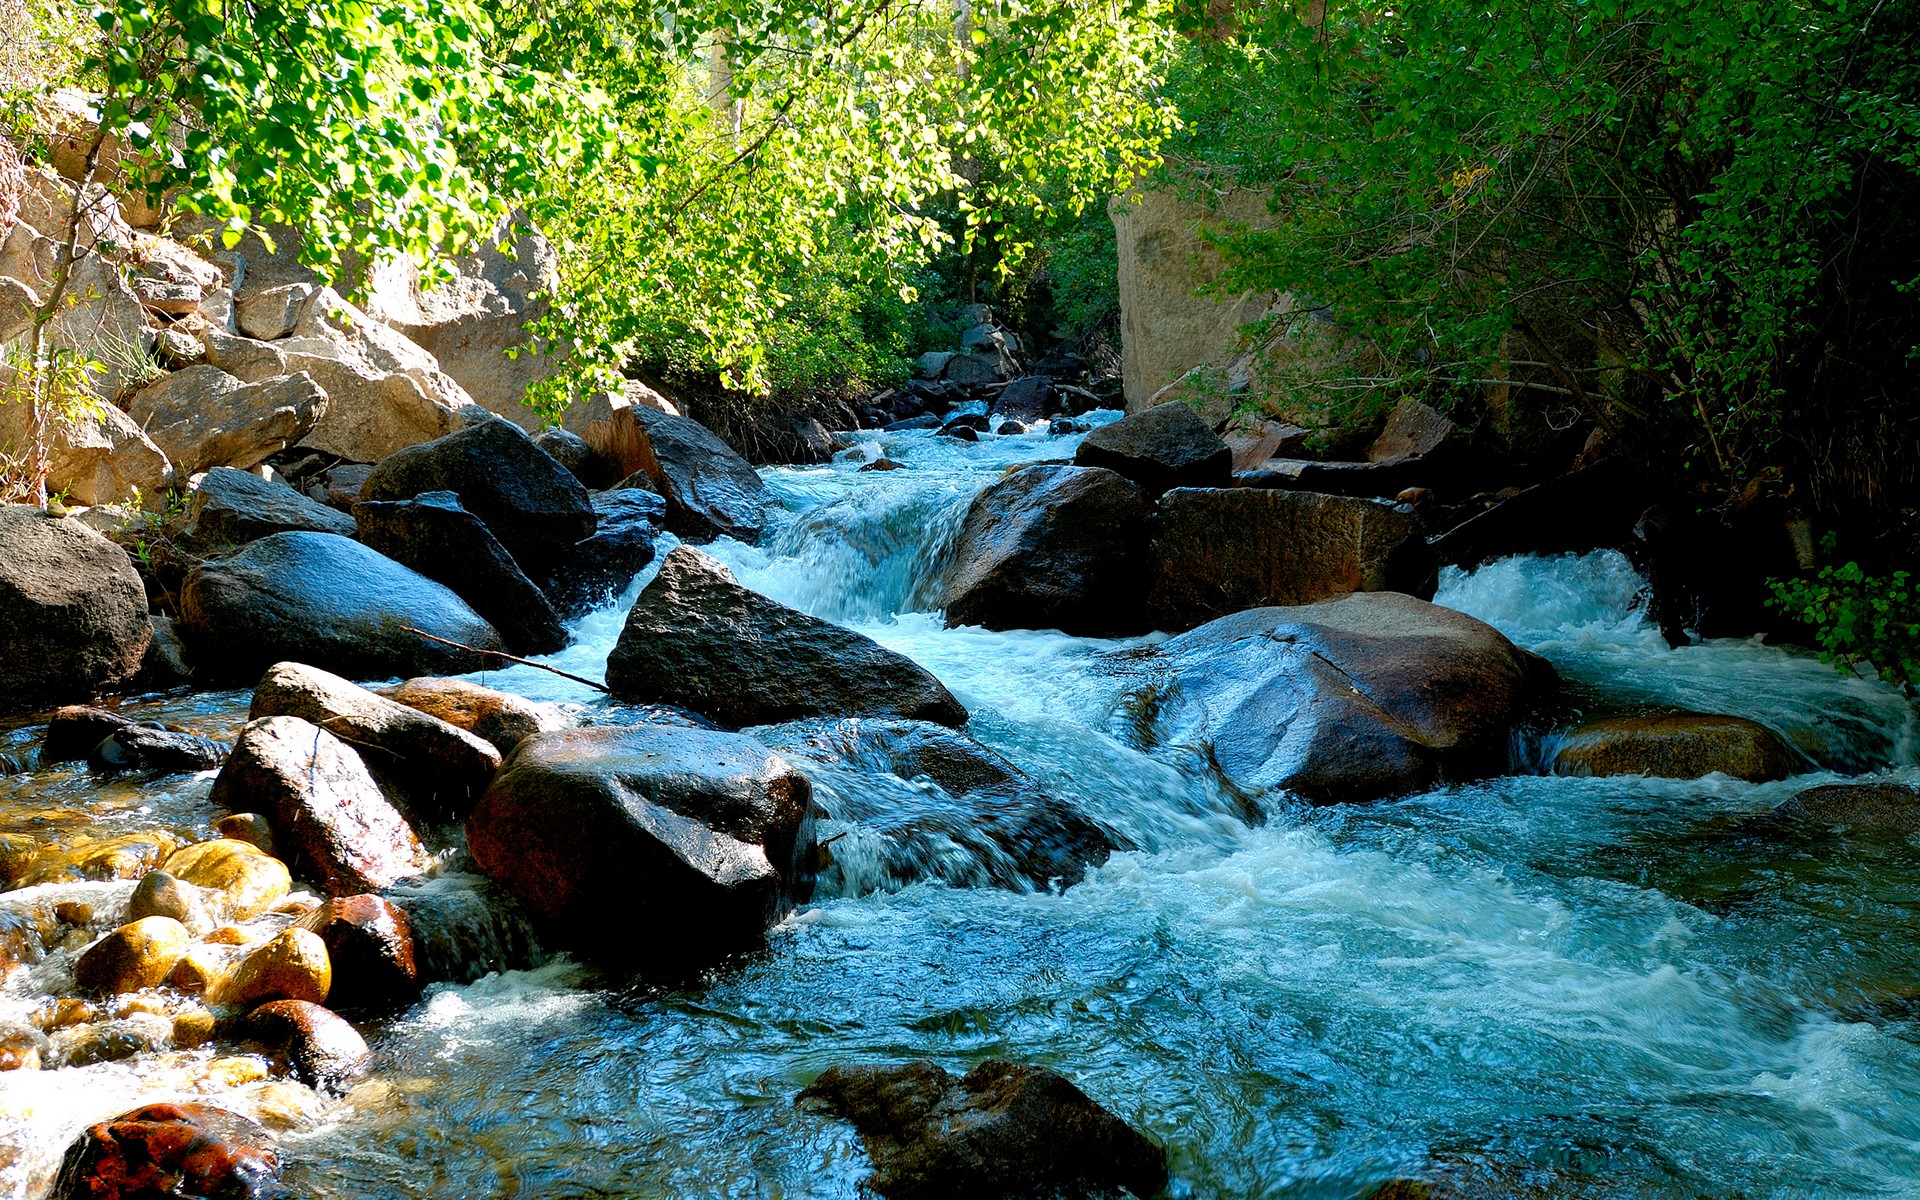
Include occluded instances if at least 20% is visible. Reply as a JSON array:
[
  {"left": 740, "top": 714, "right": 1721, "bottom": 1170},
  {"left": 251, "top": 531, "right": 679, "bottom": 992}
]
[
  {"left": 1551, "top": 713, "right": 1795, "bottom": 782},
  {"left": 42, "top": 706, "right": 136, "bottom": 763},
  {"left": 179, "top": 531, "right": 505, "bottom": 681},
  {"left": 171, "top": 467, "right": 356, "bottom": 557},
  {"left": 799, "top": 1059, "right": 1167, "bottom": 1200},
  {"left": 53, "top": 1102, "right": 282, "bottom": 1200},
  {"left": 250, "top": 662, "right": 502, "bottom": 818},
  {"left": 940, "top": 465, "right": 1151, "bottom": 636},
  {"left": 1771, "top": 781, "right": 1920, "bottom": 833},
  {"left": 73, "top": 917, "right": 192, "bottom": 996},
  {"left": 213, "top": 926, "right": 332, "bottom": 1009},
  {"left": 215, "top": 813, "right": 277, "bottom": 857},
  {"left": 358, "top": 416, "right": 594, "bottom": 574},
  {"left": 209, "top": 716, "right": 431, "bottom": 895},
  {"left": 612, "top": 407, "right": 773, "bottom": 543},
  {"left": 606, "top": 546, "right": 967, "bottom": 728},
  {"left": 24, "top": 831, "right": 181, "bottom": 887},
  {"left": 379, "top": 676, "right": 559, "bottom": 755},
  {"left": 1146, "top": 488, "right": 1436, "bottom": 632},
  {"left": 86, "top": 724, "right": 228, "bottom": 774},
  {"left": 1119, "top": 591, "right": 1554, "bottom": 804},
  {"left": 244, "top": 999, "right": 369, "bottom": 1091},
  {"left": 466, "top": 724, "right": 818, "bottom": 966},
  {"left": 161, "top": 839, "right": 291, "bottom": 920},
  {"left": 0, "top": 506, "right": 151, "bottom": 711},
  {"left": 353, "top": 490, "right": 568, "bottom": 655},
  {"left": 1073, "top": 401, "right": 1231, "bottom": 495},
  {"left": 126, "top": 870, "right": 217, "bottom": 936},
  {"left": 293, "top": 894, "right": 418, "bottom": 1009}
]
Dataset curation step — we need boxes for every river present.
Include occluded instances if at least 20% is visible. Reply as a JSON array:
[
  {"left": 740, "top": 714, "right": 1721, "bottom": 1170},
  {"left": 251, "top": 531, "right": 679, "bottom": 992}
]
[{"left": 4, "top": 419, "right": 1919, "bottom": 1198}]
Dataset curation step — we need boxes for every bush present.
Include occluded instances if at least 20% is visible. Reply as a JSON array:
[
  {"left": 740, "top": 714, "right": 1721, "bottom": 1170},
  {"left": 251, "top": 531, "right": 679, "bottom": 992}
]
[{"left": 1769, "top": 553, "right": 1920, "bottom": 687}]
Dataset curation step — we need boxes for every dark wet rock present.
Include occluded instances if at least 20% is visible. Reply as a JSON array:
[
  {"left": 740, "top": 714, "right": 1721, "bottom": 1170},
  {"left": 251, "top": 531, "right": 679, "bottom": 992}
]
[
  {"left": 606, "top": 546, "right": 967, "bottom": 728},
  {"left": 798, "top": 1059, "right": 1166, "bottom": 1200},
  {"left": 210, "top": 715, "right": 431, "bottom": 895},
  {"left": 1147, "top": 488, "right": 1435, "bottom": 633},
  {"left": 886, "top": 413, "right": 941, "bottom": 432},
  {"left": 861, "top": 458, "right": 908, "bottom": 472},
  {"left": 940, "top": 465, "right": 1150, "bottom": 636},
  {"left": 612, "top": 407, "right": 773, "bottom": 543},
  {"left": 466, "top": 724, "right": 817, "bottom": 965},
  {"left": 250, "top": 662, "right": 502, "bottom": 818},
  {"left": 379, "top": 676, "right": 558, "bottom": 756},
  {"left": 54, "top": 1103, "right": 283, "bottom": 1200},
  {"left": 537, "top": 487, "right": 662, "bottom": 618},
  {"left": 171, "top": 467, "right": 356, "bottom": 557},
  {"left": 1430, "top": 458, "right": 1654, "bottom": 569},
  {"left": 532, "top": 427, "right": 602, "bottom": 486},
  {"left": 938, "top": 422, "right": 979, "bottom": 442},
  {"left": 1118, "top": 592, "right": 1554, "bottom": 804},
  {"left": 1551, "top": 713, "right": 1795, "bottom": 782},
  {"left": 994, "top": 376, "right": 1055, "bottom": 422},
  {"left": 754, "top": 717, "right": 1120, "bottom": 891},
  {"left": 0, "top": 505, "right": 151, "bottom": 712},
  {"left": 359, "top": 417, "right": 594, "bottom": 574},
  {"left": 244, "top": 1000, "right": 370, "bottom": 1091},
  {"left": 73, "top": 917, "right": 192, "bottom": 996},
  {"left": 180, "top": 532, "right": 505, "bottom": 681},
  {"left": 1772, "top": 781, "right": 1920, "bottom": 833},
  {"left": 353, "top": 490, "right": 567, "bottom": 655},
  {"left": 43, "top": 706, "right": 136, "bottom": 763},
  {"left": 942, "top": 412, "right": 990, "bottom": 433},
  {"left": 1073, "top": 402, "right": 1230, "bottom": 496},
  {"left": 293, "top": 894, "right": 419, "bottom": 1009},
  {"left": 384, "top": 875, "right": 541, "bottom": 985},
  {"left": 87, "top": 724, "right": 228, "bottom": 775},
  {"left": 137, "top": 614, "right": 196, "bottom": 688}
]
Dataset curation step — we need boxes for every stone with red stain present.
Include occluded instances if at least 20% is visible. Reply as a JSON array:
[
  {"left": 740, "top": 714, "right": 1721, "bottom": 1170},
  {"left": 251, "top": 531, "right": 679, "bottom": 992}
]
[
  {"left": 294, "top": 894, "right": 418, "bottom": 1010},
  {"left": 244, "top": 1000, "right": 370, "bottom": 1092},
  {"left": 53, "top": 1102, "right": 284, "bottom": 1199}
]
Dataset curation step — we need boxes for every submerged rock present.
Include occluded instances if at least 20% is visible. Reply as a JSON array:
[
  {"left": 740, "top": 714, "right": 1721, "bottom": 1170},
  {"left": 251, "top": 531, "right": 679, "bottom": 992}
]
[
  {"left": 180, "top": 532, "right": 505, "bottom": 681},
  {"left": 1551, "top": 713, "right": 1795, "bottom": 782},
  {"left": 799, "top": 1059, "right": 1167, "bottom": 1200},
  {"left": 606, "top": 546, "right": 967, "bottom": 728},
  {"left": 210, "top": 715, "right": 431, "bottom": 895},
  {"left": 940, "top": 465, "right": 1151, "bottom": 636},
  {"left": 1118, "top": 592, "right": 1553, "bottom": 804},
  {"left": 1073, "top": 401, "right": 1230, "bottom": 496},
  {"left": 245, "top": 999, "right": 369, "bottom": 1091},
  {"left": 0, "top": 505, "right": 151, "bottom": 712},
  {"left": 1771, "top": 781, "right": 1920, "bottom": 833},
  {"left": 54, "top": 1103, "right": 282, "bottom": 1200},
  {"left": 466, "top": 724, "right": 817, "bottom": 966}
]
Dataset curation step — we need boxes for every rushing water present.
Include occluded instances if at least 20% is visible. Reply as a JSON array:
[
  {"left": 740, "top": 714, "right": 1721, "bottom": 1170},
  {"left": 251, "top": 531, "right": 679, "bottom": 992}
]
[{"left": 5, "top": 421, "right": 1920, "bottom": 1199}]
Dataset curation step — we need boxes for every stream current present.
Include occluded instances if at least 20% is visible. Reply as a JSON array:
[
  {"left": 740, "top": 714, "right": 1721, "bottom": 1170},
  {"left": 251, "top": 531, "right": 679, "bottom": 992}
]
[{"left": 4, "top": 419, "right": 1920, "bottom": 1198}]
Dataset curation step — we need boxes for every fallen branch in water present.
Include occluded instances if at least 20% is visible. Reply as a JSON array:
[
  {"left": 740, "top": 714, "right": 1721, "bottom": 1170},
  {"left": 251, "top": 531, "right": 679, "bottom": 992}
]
[{"left": 401, "top": 627, "right": 612, "bottom": 693}]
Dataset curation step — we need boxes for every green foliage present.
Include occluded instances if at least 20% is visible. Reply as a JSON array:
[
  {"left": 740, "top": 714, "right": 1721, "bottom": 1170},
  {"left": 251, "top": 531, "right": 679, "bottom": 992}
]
[
  {"left": 1770, "top": 552, "right": 1920, "bottom": 687},
  {"left": 0, "top": 345, "right": 106, "bottom": 504}
]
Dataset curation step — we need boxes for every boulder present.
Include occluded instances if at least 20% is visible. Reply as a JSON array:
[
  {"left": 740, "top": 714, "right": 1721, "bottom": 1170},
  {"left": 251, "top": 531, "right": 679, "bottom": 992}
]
[
  {"left": 244, "top": 999, "right": 370, "bottom": 1091},
  {"left": 251, "top": 662, "right": 501, "bottom": 818},
  {"left": 358, "top": 416, "right": 593, "bottom": 574},
  {"left": 236, "top": 282, "right": 315, "bottom": 341},
  {"left": 170, "top": 467, "right": 357, "bottom": 556},
  {"left": 320, "top": 462, "right": 375, "bottom": 511},
  {"left": 606, "top": 547, "right": 967, "bottom": 728},
  {"left": 755, "top": 717, "right": 1120, "bottom": 891},
  {"left": 353, "top": 490, "right": 568, "bottom": 655},
  {"left": 137, "top": 614, "right": 195, "bottom": 687},
  {"left": 0, "top": 506, "right": 151, "bottom": 711},
  {"left": 212, "top": 926, "right": 331, "bottom": 1008},
  {"left": 939, "top": 465, "right": 1151, "bottom": 636},
  {"left": 86, "top": 724, "right": 227, "bottom": 774},
  {"left": 209, "top": 716, "right": 431, "bottom": 894},
  {"left": 179, "top": 531, "right": 505, "bottom": 680},
  {"left": 379, "top": 676, "right": 558, "bottom": 755},
  {"left": 610, "top": 407, "right": 773, "bottom": 543},
  {"left": 1146, "top": 488, "right": 1435, "bottom": 633},
  {"left": 0, "top": 384, "right": 171, "bottom": 507},
  {"left": 466, "top": 724, "right": 817, "bottom": 965},
  {"left": 161, "top": 839, "right": 291, "bottom": 920},
  {"left": 73, "top": 917, "right": 192, "bottom": 995},
  {"left": 53, "top": 1104, "right": 281, "bottom": 1200},
  {"left": 1369, "top": 398, "right": 1456, "bottom": 462},
  {"left": 1551, "top": 714, "right": 1796, "bottom": 782},
  {"left": 127, "top": 368, "right": 328, "bottom": 478},
  {"left": 536, "top": 487, "right": 662, "bottom": 617},
  {"left": 994, "top": 376, "right": 1055, "bottom": 422},
  {"left": 1073, "top": 402, "right": 1231, "bottom": 495},
  {"left": 532, "top": 428, "right": 600, "bottom": 486},
  {"left": 557, "top": 379, "right": 682, "bottom": 479},
  {"left": 1771, "top": 782, "right": 1920, "bottom": 834},
  {"left": 278, "top": 287, "right": 472, "bottom": 462},
  {"left": 1118, "top": 592, "right": 1553, "bottom": 803},
  {"left": 293, "top": 894, "right": 419, "bottom": 1009},
  {"left": 41, "top": 254, "right": 152, "bottom": 402},
  {"left": 1236, "top": 457, "right": 1438, "bottom": 499},
  {"left": 798, "top": 1059, "right": 1166, "bottom": 1200},
  {"left": 42, "top": 705, "right": 136, "bottom": 762},
  {"left": 215, "top": 814, "right": 277, "bottom": 857},
  {"left": 1224, "top": 416, "right": 1312, "bottom": 473}
]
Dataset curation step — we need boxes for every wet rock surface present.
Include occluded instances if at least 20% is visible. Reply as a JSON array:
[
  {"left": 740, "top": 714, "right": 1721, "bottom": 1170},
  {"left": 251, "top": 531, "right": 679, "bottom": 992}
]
[
  {"left": 244, "top": 1000, "right": 370, "bottom": 1091},
  {"left": 1551, "top": 713, "right": 1796, "bottom": 783},
  {"left": 607, "top": 547, "right": 968, "bottom": 728},
  {"left": 536, "top": 487, "right": 662, "bottom": 618},
  {"left": 1772, "top": 781, "right": 1920, "bottom": 833},
  {"left": 379, "top": 676, "right": 559, "bottom": 756},
  {"left": 293, "top": 894, "right": 419, "bottom": 1009},
  {"left": 54, "top": 1103, "right": 283, "bottom": 1200},
  {"left": 799, "top": 1059, "right": 1167, "bottom": 1200},
  {"left": 614, "top": 407, "right": 774, "bottom": 543}
]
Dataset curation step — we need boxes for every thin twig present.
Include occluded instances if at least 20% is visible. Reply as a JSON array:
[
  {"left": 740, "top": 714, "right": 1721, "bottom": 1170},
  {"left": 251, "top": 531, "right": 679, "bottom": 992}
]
[{"left": 402, "top": 626, "right": 611, "bottom": 693}]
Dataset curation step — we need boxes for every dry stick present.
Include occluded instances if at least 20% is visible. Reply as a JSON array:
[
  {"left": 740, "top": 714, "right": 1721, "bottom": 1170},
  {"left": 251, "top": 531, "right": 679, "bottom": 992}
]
[{"left": 401, "top": 627, "right": 612, "bottom": 694}]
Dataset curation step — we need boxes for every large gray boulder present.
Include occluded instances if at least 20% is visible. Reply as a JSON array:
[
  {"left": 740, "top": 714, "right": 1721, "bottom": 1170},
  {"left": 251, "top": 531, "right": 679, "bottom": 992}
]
[
  {"left": 0, "top": 506, "right": 151, "bottom": 711},
  {"left": 465, "top": 724, "right": 817, "bottom": 966},
  {"left": 1146, "top": 488, "right": 1435, "bottom": 632},
  {"left": 1118, "top": 591, "right": 1553, "bottom": 803},
  {"left": 358, "top": 416, "right": 593, "bottom": 574},
  {"left": 126, "top": 367, "right": 327, "bottom": 478},
  {"left": 606, "top": 547, "right": 967, "bottom": 728},
  {"left": 940, "top": 465, "right": 1150, "bottom": 636},
  {"left": 1073, "top": 402, "right": 1230, "bottom": 495},
  {"left": 613, "top": 407, "right": 773, "bottom": 543},
  {"left": 179, "top": 531, "right": 504, "bottom": 680}
]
